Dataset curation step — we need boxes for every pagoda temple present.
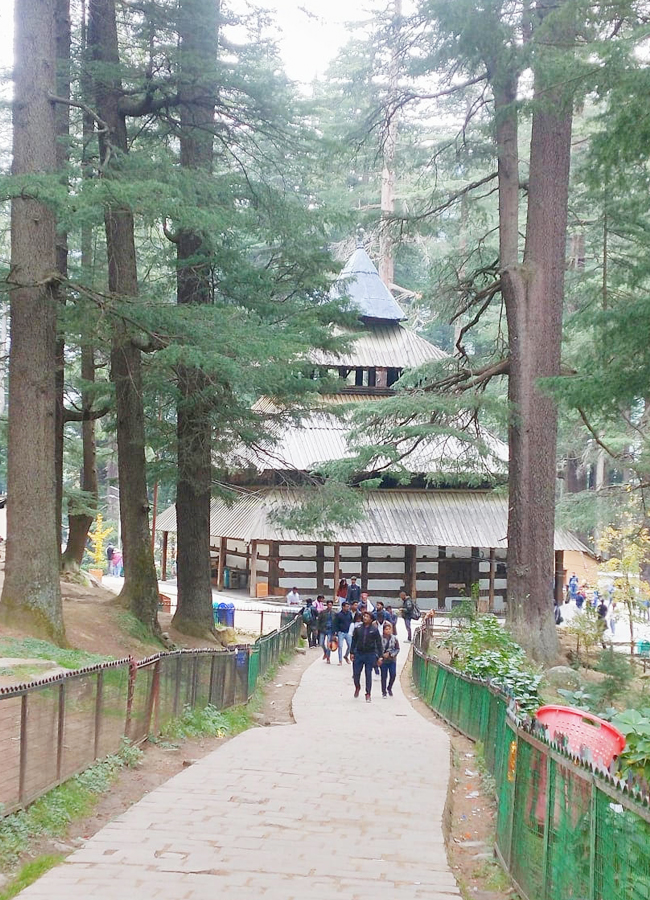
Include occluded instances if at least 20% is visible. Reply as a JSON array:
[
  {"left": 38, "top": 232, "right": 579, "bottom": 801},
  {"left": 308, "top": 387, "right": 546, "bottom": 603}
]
[{"left": 157, "top": 246, "right": 588, "bottom": 610}]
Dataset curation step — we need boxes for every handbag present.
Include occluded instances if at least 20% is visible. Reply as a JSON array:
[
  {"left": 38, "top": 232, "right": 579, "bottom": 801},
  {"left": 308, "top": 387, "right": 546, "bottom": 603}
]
[{"left": 328, "top": 636, "right": 339, "bottom": 652}]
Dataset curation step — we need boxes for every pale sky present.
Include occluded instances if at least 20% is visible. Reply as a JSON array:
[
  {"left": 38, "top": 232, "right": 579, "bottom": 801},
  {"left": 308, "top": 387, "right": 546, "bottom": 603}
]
[{"left": 0, "top": 0, "right": 379, "bottom": 85}]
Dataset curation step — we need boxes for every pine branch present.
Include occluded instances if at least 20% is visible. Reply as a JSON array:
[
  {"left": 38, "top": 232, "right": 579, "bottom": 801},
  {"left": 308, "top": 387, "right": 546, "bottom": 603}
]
[{"left": 48, "top": 94, "right": 109, "bottom": 134}]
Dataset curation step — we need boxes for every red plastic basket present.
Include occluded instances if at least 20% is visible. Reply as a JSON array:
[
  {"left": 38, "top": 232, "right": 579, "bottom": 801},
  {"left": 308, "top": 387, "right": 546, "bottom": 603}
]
[{"left": 536, "top": 705, "right": 625, "bottom": 767}]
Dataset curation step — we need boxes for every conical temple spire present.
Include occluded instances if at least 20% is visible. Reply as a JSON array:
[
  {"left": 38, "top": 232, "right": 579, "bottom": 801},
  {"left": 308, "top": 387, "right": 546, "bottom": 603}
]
[{"left": 330, "top": 246, "right": 406, "bottom": 321}]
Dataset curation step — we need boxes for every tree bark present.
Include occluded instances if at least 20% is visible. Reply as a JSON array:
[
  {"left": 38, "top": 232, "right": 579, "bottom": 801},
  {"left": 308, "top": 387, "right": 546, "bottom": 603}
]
[
  {"left": 171, "top": 0, "right": 219, "bottom": 638},
  {"left": 62, "top": 0, "right": 99, "bottom": 573},
  {"left": 88, "top": 0, "right": 160, "bottom": 634},
  {"left": 54, "top": 0, "right": 71, "bottom": 553},
  {"left": 0, "top": 0, "right": 65, "bottom": 642},
  {"left": 503, "top": 0, "right": 573, "bottom": 662}
]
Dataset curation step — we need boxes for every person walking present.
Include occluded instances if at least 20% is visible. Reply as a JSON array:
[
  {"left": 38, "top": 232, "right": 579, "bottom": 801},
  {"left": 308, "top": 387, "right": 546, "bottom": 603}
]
[
  {"left": 346, "top": 576, "right": 361, "bottom": 605},
  {"left": 350, "top": 611, "right": 382, "bottom": 702},
  {"left": 334, "top": 600, "right": 353, "bottom": 665},
  {"left": 399, "top": 590, "right": 417, "bottom": 641},
  {"left": 379, "top": 623, "right": 400, "bottom": 697},
  {"left": 302, "top": 599, "right": 318, "bottom": 648},
  {"left": 337, "top": 578, "right": 348, "bottom": 601},
  {"left": 317, "top": 599, "right": 336, "bottom": 663},
  {"left": 106, "top": 543, "right": 115, "bottom": 576}
]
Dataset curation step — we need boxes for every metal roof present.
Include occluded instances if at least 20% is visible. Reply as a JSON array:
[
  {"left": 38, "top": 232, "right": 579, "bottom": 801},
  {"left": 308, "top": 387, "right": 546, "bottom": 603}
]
[
  {"left": 155, "top": 487, "right": 591, "bottom": 554},
  {"left": 235, "top": 399, "right": 508, "bottom": 478},
  {"left": 330, "top": 248, "right": 406, "bottom": 321},
  {"left": 311, "top": 323, "right": 446, "bottom": 369}
]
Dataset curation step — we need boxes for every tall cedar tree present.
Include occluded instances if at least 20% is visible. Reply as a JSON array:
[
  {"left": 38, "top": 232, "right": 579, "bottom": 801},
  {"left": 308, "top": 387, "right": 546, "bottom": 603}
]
[
  {"left": 88, "top": 0, "right": 161, "bottom": 635},
  {"left": 499, "top": 1, "right": 573, "bottom": 661},
  {"left": 171, "top": 0, "right": 219, "bottom": 637},
  {"left": 61, "top": 0, "right": 101, "bottom": 573},
  {"left": 0, "top": 0, "right": 65, "bottom": 641}
]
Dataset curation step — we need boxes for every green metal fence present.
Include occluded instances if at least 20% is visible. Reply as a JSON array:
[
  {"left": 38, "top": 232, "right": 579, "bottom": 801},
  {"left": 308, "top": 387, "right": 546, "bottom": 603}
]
[
  {"left": 412, "top": 635, "right": 650, "bottom": 900},
  {"left": 0, "top": 613, "right": 302, "bottom": 817}
]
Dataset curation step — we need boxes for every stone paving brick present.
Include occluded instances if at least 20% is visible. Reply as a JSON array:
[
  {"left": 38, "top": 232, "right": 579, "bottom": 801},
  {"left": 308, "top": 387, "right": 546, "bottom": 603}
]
[{"left": 15, "top": 644, "right": 460, "bottom": 899}]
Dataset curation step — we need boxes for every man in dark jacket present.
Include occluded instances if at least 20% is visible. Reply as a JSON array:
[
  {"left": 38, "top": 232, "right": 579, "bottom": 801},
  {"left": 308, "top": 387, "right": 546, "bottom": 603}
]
[
  {"left": 350, "top": 611, "right": 382, "bottom": 701},
  {"left": 317, "top": 600, "right": 336, "bottom": 663},
  {"left": 334, "top": 600, "right": 353, "bottom": 665},
  {"left": 346, "top": 576, "right": 361, "bottom": 605},
  {"left": 400, "top": 590, "right": 416, "bottom": 641}
]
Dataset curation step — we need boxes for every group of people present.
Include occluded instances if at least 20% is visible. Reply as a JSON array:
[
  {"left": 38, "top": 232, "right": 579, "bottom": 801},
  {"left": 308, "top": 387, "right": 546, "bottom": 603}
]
[
  {"left": 296, "top": 582, "right": 422, "bottom": 702},
  {"left": 105, "top": 543, "right": 123, "bottom": 577},
  {"left": 557, "top": 572, "right": 619, "bottom": 639}
]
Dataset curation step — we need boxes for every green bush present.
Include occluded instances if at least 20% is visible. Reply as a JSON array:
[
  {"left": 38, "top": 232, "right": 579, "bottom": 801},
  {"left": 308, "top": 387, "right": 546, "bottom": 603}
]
[{"left": 442, "top": 615, "right": 541, "bottom": 714}]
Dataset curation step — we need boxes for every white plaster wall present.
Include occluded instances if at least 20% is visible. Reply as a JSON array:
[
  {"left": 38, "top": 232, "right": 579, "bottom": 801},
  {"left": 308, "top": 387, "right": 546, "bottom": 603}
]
[
  {"left": 417, "top": 561, "right": 439, "bottom": 574},
  {"left": 446, "top": 547, "right": 471, "bottom": 558},
  {"left": 280, "top": 559, "right": 317, "bottom": 574},
  {"left": 281, "top": 544, "right": 317, "bottom": 555},
  {"left": 279, "top": 577, "right": 317, "bottom": 591},
  {"left": 368, "top": 546, "right": 403, "bottom": 558},
  {"left": 368, "top": 561, "right": 405, "bottom": 574},
  {"left": 367, "top": 578, "right": 403, "bottom": 593},
  {"left": 417, "top": 546, "right": 439, "bottom": 558},
  {"left": 340, "top": 546, "right": 360, "bottom": 558}
]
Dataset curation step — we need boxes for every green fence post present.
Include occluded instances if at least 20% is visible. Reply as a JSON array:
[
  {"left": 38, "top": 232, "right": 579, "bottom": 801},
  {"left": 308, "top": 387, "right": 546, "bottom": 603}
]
[
  {"left": 541, "top": 752, "right": 553, "bottom": 900},
  {"left": 589, "top": 779, "right": 597, "bottom": 900}
]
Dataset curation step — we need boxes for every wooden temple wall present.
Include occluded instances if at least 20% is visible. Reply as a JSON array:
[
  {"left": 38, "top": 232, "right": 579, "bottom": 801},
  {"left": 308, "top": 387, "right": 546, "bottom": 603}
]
[{"left": 215, "top": 538, "right": 507, "bottom": 611}]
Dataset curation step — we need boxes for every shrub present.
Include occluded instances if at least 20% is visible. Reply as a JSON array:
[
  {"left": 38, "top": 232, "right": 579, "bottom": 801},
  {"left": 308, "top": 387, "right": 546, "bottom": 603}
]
[{"left": 441, "top": 615, "right": 541, "bottom": 714}]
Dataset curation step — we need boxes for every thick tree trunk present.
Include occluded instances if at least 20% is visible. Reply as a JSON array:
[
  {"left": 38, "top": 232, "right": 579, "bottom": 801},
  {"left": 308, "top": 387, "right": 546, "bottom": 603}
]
[
  {"left": 88, "top": 0, "right": 160, "bottom": 634},
  {"left": 503, "top": 1, "right": 573, "bottom": 663},
  {"left": 54, "top": 0, "right": 70, "bottom": 552},
  {"left": 62, "top": 2, "right": 99, "bottom": 574},
  {"left": 171, "top": 0, "right": 219, "bottom": 638},
  {"left": 0, "top": 0, "right": 65, "bottom": 642}
]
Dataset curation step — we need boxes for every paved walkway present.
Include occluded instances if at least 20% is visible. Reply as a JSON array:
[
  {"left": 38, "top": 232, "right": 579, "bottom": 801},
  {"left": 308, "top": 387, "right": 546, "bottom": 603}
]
[{"left": 18, "top": 642, "right": 460, "bottom": 900}]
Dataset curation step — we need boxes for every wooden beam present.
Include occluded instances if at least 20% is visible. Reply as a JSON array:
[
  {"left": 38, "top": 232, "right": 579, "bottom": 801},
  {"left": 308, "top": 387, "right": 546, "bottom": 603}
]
[
  {"left": 488, "top": 548, "right": 496, "bottom": 612},
  {"left": 554, "top": 550, "right": 565, "bottom": 604},
  {"left": 406, "top": 544, "right": 417, "bottom": 599},
  {"left": 316, "top": 543, "right": 325, "bottom": 595},
  {"left": 361, "top": 544, "right": 369, "bottom": 592},
  {"left": 249, "top": 540, "right": 258, "bottom": 598},
  {"left": 333, "top": 543, "right": 340, "bottom": 602},
  {"left": 217, "top": 536, "right": 226, "bottom": 591},
  {"left": 269, "top": 541, "right": 279, "bottom": 593},
  {"left": 161, "top": 531, "right": 168, "bottom": 581}
]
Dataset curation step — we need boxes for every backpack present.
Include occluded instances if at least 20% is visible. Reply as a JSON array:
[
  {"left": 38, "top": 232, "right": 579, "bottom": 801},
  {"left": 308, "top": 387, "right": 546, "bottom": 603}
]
[{"left": 302, "top": 606, "right": 314, "bottom": 624}]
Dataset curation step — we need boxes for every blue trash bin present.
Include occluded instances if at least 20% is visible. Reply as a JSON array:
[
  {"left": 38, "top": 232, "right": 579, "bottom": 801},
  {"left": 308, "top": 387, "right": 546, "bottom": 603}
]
[
  {"left": 216, "top": 602, "right": 228, "bottom": 625},
  {"left": 223, "top": 567, "right": 230, "bottom": 589},
  {"left": 212, "top": 602, "right": 220, "bottom": 625},
  {"left": 225, "top": 602, "right": 235, "bottom": 628}
]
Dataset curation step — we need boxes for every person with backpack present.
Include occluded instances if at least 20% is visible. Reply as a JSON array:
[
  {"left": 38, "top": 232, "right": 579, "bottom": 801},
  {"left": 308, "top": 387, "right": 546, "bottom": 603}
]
[
  {"left": 399, "top": 590, "right": 420, "bottom": 641},
  {"left": 317, "top": 599, "right": 336, "bottom": 664},
  {"left": 302, "top": 599, "right": 318, "bottom": 647}
]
